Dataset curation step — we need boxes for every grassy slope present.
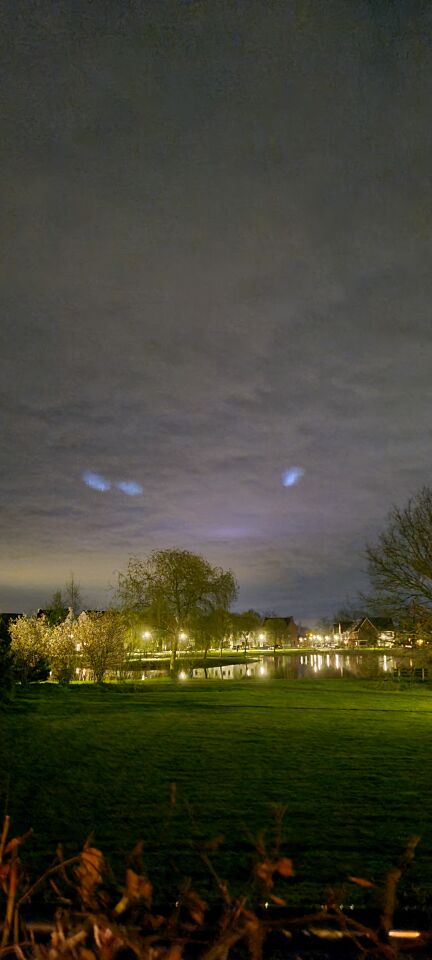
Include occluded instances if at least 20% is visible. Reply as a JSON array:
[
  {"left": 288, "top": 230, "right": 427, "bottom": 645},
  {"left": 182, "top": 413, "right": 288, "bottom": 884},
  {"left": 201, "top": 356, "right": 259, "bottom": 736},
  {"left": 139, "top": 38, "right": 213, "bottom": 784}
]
[{"left": 1, "top": 679, "right": 431, "bottom": 904}]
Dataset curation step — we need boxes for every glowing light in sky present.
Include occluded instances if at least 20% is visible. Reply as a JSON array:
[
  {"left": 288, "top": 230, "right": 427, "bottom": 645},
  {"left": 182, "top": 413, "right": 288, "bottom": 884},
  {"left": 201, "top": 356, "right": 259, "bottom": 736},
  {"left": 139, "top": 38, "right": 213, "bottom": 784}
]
[
  {"left": 117, "top": 480, "right": 143, "bottom": 496},
  {"left": 281, "top": 467, "right": 305, "bottom": 487},
  {"left": 82, "top": 471, "right": 111, "bottom": 492}
]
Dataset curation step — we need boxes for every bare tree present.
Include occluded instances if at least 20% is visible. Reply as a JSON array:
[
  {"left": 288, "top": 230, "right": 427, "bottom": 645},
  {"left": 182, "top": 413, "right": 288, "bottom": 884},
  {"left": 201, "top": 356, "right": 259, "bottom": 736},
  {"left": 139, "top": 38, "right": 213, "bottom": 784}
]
[
  {"left": 118, "top": 549, "right": 238, "bottom": 670},
  {"left": 366, "top": 487, "right": 432, "bottom": 641},
  {"left": 63, "top": 574, "right": 84, "bottom": 617},
  {"left": 49, "top": 574, "right": 84, "bottom": 619}
]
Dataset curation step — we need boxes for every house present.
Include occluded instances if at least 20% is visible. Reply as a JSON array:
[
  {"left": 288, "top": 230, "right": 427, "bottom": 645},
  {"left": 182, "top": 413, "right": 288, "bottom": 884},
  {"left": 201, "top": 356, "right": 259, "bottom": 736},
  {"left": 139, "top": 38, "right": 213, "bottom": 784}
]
[{"left": 333, "top": 617, "right": 395, "bottom": 647}]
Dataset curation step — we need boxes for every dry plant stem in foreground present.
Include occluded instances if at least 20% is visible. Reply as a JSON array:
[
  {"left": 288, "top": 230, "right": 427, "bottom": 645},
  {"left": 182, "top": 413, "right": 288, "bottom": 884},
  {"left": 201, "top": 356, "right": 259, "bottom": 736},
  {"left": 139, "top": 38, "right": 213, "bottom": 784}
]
[{"left": 0, "top": 812, "right": 427, "bottom": 960}]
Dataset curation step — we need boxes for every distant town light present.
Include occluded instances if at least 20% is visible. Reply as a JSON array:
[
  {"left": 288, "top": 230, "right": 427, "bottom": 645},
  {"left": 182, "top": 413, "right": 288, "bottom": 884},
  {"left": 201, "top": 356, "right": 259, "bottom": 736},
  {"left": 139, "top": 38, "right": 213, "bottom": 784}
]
[{"left": 388, "top": 930, "right": 421, "bottom": 940}]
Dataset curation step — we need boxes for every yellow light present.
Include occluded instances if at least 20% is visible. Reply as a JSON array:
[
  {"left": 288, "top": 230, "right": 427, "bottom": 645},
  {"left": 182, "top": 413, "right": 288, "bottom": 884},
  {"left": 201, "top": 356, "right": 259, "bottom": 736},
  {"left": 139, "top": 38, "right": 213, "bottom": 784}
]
[
  {"left": 179, "top": 631, "right": 187, "bottom": 640},
  {"left": 259, "top": 665, "right": 266, "bottom": 675},
  {"left": 143, "top": 630, "right": 151, "bottom": 639},
  {"left": 388, "top": 930, "right": 421, "bottom": 939},
  {"left": 178, "top": 671, "right": 188, "bottom": 681},
  {"left": 258, "top": 633, "right": 266, "bottom": 640}
]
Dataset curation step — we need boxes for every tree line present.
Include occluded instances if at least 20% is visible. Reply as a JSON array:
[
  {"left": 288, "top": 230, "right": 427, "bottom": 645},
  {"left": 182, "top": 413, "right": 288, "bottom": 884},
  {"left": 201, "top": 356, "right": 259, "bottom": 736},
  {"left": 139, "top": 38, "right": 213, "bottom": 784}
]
[
  {"left": 3, "top": 485, "right": 432, "bottom": 697},
  {"left": 2, "top": 550, "right": 291, "bottom": 691}
]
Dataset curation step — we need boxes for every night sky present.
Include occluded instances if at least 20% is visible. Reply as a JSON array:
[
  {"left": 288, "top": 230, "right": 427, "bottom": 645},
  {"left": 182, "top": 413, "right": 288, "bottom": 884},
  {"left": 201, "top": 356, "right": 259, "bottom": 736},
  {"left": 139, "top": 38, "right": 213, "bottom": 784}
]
[{"left": 2, "top": 1, "right": 431, "bottom": 620}]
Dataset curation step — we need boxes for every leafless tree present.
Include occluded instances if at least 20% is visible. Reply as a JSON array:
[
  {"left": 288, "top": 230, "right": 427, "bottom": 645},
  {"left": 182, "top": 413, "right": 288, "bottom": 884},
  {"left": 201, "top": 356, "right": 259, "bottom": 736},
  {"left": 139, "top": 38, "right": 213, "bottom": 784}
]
[
  {"left": 49, "top": 574, "right": 84, "bottom": 618},
  {"left": 366, "top": 487, "right": 432, "bottom": 641}
]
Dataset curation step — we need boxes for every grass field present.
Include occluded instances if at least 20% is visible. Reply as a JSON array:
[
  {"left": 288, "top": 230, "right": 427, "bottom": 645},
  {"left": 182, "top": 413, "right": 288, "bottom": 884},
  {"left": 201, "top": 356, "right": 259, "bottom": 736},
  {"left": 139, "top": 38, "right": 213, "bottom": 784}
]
[{"left": 1, "top": 679, "right": 432, "bottom": 906}]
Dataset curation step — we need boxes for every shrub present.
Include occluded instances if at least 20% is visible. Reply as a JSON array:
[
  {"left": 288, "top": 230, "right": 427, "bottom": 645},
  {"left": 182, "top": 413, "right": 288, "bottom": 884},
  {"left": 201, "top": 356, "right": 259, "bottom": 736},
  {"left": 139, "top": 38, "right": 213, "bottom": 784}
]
[{"left": 0, "top": 809, "right": 423, "bottom": 960}]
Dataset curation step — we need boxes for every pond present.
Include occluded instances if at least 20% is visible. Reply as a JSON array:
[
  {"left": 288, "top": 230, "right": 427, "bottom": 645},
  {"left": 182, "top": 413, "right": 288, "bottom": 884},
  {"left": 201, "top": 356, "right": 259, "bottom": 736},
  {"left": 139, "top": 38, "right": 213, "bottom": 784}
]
[{"left": 138, "top": 652, "right": 429, "bottom": 681}]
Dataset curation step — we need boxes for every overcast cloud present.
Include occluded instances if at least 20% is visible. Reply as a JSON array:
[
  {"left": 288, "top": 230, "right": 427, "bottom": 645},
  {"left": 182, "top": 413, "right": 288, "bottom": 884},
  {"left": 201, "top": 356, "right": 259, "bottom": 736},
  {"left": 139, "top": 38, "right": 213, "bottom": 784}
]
[{"left": 1, "top": 0, "right": 431, "bottom": 619}]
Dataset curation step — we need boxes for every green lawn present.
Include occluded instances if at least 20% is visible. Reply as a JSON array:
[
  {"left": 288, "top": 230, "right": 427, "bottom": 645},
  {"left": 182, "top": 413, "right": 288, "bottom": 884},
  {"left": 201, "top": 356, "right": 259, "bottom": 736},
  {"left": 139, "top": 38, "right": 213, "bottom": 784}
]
[{"left": 1, "top": 679, "right": 431, "bottom": 905}]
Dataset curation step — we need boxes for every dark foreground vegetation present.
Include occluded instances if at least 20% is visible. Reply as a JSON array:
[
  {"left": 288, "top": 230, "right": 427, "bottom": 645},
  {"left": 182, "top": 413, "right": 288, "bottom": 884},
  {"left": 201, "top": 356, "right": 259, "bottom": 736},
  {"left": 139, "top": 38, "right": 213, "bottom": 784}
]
[
  {"left": 0, "top": 810, "right": 429, "bottom": 960},
  {"left": 1, "top": 681, "right": 432, "bottom": 911}
]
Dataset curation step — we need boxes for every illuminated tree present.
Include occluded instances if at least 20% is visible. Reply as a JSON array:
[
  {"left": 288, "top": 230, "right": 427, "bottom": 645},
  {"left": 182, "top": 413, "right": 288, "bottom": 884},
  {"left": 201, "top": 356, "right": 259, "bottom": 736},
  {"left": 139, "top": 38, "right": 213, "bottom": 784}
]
[
  {"left": 121, "top": 609, "right": 160, "bottom": 657},
  {"left": 230, "top": 610, "right": 261, "bottom": 655},
  {"left": 9, "top": 615, "right": 50, "bottom": 683},
  {"left": 49, "top": 615, "right": 78, "bottom": 684},
  {"left": 263, "top": 617, "right": 288, "bottom": 654},
  {"left": 191, "top": 607, "right": 232, "bottom": 662},
  {"left": 74, "top": 610, "right": 125, "bottom": 683},
  {"left": 366, "top": 487, "right": 432, "bottom": 643},
  {"left": 118, "top": 549, "right": 238, "bottom": 670}
]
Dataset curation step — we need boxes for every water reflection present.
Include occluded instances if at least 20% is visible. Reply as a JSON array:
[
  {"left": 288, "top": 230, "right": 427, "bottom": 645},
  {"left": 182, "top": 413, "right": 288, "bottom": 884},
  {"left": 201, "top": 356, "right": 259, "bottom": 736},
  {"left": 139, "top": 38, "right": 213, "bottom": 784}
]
[
  {"left": 191, "top": 662, "right": 268, "bottom": 680},
  {"left": 190, "top": 653, "right": 398, "bottom": 681},
  {"left": 137, "top": 653, "right": 429, "bottom": 681}
]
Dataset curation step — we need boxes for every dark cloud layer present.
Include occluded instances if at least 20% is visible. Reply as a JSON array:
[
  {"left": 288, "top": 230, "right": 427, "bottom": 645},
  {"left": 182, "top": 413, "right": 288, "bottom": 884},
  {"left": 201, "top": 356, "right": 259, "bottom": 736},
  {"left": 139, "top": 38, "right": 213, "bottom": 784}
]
[{"left": 1, "top": 0, "right": 432, "bottom": 619}]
